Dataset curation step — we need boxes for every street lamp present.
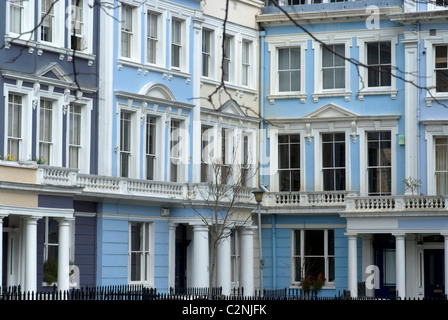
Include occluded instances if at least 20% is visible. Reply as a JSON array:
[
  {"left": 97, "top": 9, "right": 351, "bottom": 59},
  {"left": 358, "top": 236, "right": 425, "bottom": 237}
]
[{"left": 252, "top": 188, "right": 265, "bottom": 295}]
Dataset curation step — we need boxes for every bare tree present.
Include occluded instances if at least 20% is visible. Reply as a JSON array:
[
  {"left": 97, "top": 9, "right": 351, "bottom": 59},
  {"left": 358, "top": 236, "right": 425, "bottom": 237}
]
[{"left": 186, "top": 133, "right": 257, "bottom": 298}]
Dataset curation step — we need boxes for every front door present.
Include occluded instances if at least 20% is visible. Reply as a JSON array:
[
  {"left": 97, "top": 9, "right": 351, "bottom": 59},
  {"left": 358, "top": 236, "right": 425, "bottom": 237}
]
[{"left": 424, "top": 249, "right": 445, "bottom": 298}]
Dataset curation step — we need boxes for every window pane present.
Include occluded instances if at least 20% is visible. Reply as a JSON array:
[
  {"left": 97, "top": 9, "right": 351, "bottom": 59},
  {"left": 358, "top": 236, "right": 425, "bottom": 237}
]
[
  {"left": 367, "top": 42, "right": 379, "bottom": 65},
  {"left": 322, "top": 46, "right": 333, "bottom": 68},
  {"left": 278, "top": 144, "right": 289, "bottom": 169},
  {"left": 380, "top": 42, "right": 391, "bottom": 65},
  {"left": 290, "top": 70, "right": 300, "bottom": 91},
  {"left": 279, "top": 170, "right": 291, "bottom": 192},
  {"left": 290, "top": 47, "right": 300, "bottom": 68},
  {"left": 334, "top": 44, "right": 345, "bottom": 66},
  {"left": 322, "top": 69, "right": 334, "bottom": 89},
  {"left": 436, "top": 46, "right": 448, "bottom": 69},
  {"left": 334, "top": 68, "right": 345, "bottom": 88},
  {"left": 305, "top": 230, "right": 324, "bottom": 255},
  {"left": 289, "top": 143, "right": 300, "bottom": 168},
  {"left": 436, "top": 70, "right": 448, "bottom": 92},
  {"left": 278, "top": 71, "right": 290, "bottom": 92},
  {"left": 278, "top": 48, "right": 290, "bottom": 70}
]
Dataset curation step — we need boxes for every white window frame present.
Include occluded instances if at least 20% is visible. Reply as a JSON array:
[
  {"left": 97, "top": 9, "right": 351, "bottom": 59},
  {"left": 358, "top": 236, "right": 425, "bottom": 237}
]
[
  {"left": 37, "top": 96, "right": 63, "bottom": 167},
  {"left": 241, "top": 39, "right": 252, "bottom": 87},
  {"left": 3, "top": 85, "right": 33, "bottom": 162},
  {"left": 320, "top": 132, "right": 347, "bottom": 192},
  {"left": 314, "top": 128, "right": 351, "bottom": 192},
  {"left": 169, "top": 15, "right": 189, "bottom": 73},
  {"left": 239, "top": 129, "right": 256, "bottom": 187},
  {"left": 358, "top": 125, "right": 397, "bottom": 197},
  {"left": 38, "top": 0, "right": 65, "bottom": 47},
  {"left": 223, "top": 33, "right": 237, "bottom": 84},
  {"left": 266, "top": 38, "right": 307, "bottom": 103},
  {"left": 128, "top": 221, "right": 154, "bottom": 286},
  {"left": 312, "top": 38, "right": 351, "bottom": 102},
  {"left": 66, "top": 98, "right": 92, "bottom": 174},
  {"left": 428, "top": 0, "right": 448, "bottom": 11},
  {"left": 202, "top": 28, "right": 213, "bottom": 79},
  {"left": 424, "top": 121, "right": 448, "bottom": 195},
  {"left": 117, "top": 106, "right": 139, "bottom": 179},
  {"left": 5, "top": 0, "right": 35, "bottom": 39},
  {"left": 357, "top": 31, "right": 398, "bottom": 100},
  {"left": 269, "top": 129, "right": 306, "bottom": 192},
  {"left": 168, "top": 118, "right": 188, "bottom": 182},
  {"left": 144, "top": 114, "right": 162, "bottom": 181},
  {"left": 67, "top": 0, "right": 94, "bottom": 54},
  {"left": 424, "top": 36, "right": 448, "bottom": 105},
  {"left": 145, "top": 9, "right": 165, "bottom": 67},
  {"left": 119, "top": 2, "right": 141, "bottom": 62},
  {"left": 291, "top": 228, "right": 335, "bottom": 287}
]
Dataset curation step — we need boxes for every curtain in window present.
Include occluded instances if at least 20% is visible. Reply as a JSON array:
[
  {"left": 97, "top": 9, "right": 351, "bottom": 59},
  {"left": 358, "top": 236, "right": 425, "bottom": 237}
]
[{"left": 436, "top": 137, "right": 448, "bottom": 195}]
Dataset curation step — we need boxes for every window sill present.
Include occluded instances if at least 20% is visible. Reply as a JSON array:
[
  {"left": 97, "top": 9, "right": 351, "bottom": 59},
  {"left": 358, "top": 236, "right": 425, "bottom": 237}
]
[
  {"left": 312, "top": 91, "right": 351, "bottom": 102},
  {"left": 201, "top": 78, "right": 258, "bottom": 97},
  {"left": 267, "top": 93, "right": 307, "bottom": 104},
  {"left": 425, "top": 94, "right": 448, "bottom": 106},
  {"left": 4, "top": 36, "right": 95, "bottom": 65},
  {"left": 117, "top": 59, "right": 192, "bottom": 84},
  {"left": 358, "top": 88, "right": 398, "bottom": 100}
]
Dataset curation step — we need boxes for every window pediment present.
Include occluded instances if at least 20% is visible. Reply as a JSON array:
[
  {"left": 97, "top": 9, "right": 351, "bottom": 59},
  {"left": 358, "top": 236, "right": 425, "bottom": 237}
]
[
  {"left": 304, "top": 103, "right": 358, "bottom": 119},
  {"left": 139, "top": 82, "right": 176, "bottom": 101}
]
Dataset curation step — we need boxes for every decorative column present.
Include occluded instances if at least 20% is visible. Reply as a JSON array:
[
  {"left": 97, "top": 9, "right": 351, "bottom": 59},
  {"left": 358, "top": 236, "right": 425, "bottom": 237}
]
[
  {"left": 394, "top": 233, "right": 406, "bottom": 299},
  {"left": 216, "top": 227, "right": 231, "bottom": 296},
  {"left": 57, "top": 218, "right": 72, "bottom": 293},
  {"left": 25, "top": 216, "right": 39, "bottom": 293},
  {"left": 346, "top": 232, "right": 358, "bottom": 298},
  {"left": 168, "top": 223, "right": 177, "bottom": 290},
  {"left": 193, "top": 224, "right": 209, "bottom": 287},
  {"left": 239, "top": 227, "right": 254, "bottom": 297}
]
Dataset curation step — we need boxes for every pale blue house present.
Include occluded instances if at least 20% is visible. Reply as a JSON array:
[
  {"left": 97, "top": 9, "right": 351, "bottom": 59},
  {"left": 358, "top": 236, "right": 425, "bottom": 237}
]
[{"left": 256, "top": 0, "right": 448, "bottom": 299}]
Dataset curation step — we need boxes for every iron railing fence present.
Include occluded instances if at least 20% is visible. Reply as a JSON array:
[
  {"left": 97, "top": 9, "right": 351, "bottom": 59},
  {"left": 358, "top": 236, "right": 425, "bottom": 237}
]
[{"left": 1, "top": 285, "right": 447, "bottom": 301}]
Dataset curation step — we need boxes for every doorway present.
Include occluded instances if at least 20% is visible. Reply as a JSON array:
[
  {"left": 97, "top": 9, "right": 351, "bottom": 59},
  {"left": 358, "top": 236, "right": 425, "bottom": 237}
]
[
  {"left": 175, "top": 224, "right": 190, "bottom": 291},
  {"left": 424, "top": 249, "right": 445, "bottom": 298}
]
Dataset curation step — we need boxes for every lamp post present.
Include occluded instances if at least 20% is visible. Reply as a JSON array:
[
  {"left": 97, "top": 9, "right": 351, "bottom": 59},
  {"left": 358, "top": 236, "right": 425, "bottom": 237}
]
[{"left": 252, "top": 188, "right": 265, "bottom": 296}]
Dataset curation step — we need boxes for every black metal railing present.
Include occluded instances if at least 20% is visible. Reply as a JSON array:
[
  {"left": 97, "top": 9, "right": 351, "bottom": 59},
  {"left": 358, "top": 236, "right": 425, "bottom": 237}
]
[{"left": 1, "top": 285, "right": 447, "bottom": 301}]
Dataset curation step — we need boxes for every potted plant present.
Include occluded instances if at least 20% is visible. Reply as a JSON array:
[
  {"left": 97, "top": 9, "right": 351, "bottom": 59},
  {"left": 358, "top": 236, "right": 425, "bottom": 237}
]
[
  {"left": 312, "top": 273, "right": 326, "bottom": 296},
  {"left": 301, "top": 275, "right": 315, "bottom": 299},
  {"left": 43, "top": 257, "right": 58, "bottom": 285}
]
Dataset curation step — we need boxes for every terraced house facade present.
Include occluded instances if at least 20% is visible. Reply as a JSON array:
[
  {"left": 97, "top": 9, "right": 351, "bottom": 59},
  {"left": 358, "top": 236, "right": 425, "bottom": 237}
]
[{"left": 1, "top": 0, "right": 448, "bottom": 300}]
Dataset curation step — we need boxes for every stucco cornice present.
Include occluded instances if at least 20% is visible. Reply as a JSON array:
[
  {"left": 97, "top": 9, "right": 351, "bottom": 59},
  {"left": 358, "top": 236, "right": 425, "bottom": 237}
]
[{"left": 256, "top": 6, "right": 403, "bottom": 26}]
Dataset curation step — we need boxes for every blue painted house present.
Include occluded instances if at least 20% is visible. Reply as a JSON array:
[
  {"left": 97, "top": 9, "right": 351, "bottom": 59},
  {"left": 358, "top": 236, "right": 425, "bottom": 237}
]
[
  {"left": 257, "top": 0, "right": 448, "bottom": 300},
  {"left": 0, "top": 0, "right": 99, "bottom": 292},
  {"left": 90, "top": 0, "right": 261, "bottom": 295}
]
